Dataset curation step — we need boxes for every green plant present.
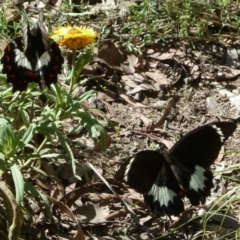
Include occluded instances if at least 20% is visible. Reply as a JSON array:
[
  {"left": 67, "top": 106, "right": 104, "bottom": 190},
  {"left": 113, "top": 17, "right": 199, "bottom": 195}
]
[{"left": 0, "top": 42, "right": 108, "bottom": 238}]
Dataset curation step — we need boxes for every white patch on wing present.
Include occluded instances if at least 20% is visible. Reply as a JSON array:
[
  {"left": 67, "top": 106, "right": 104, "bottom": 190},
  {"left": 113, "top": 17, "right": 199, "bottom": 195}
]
[
  {"left": 14, "top": 49, "right": 32, "bottom": 70},
  {"left": 36, "top": 51, "right": 51, "bottom": 70},
  {"left": 14, "top": 49, "right": 51, "bottom": 72},
  {"left": 124, "top": 157, "right": 135, "bottom": 182},
  {"left": 148, "top": 184, "right": 177, "bottom": 207},
  {"left": 212, "top": 125, "right": 225, "bottom": 142},
  {"left": 189, "top": 165, "right": 207, "bottom": 191}
]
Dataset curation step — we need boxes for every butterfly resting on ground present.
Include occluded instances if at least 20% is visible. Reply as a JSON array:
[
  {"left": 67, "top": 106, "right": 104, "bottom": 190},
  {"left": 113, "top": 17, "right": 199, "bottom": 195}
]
[
  {"left": 115, "top": 120, "right": 238, "bottom": 217},
  {"left": 1, "top": 14, "right": 63, "bottom": 92}
]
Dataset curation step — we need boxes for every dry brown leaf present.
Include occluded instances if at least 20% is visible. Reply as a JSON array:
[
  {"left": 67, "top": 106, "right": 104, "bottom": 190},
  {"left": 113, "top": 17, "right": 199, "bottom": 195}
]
[
  {"left": 120, "top": 63, "right": 133, "bottom": 74},
  {"left": 98, "top": 40, "right": 123, "bottom": 68},
  {"left": 202, "top": 72, "right": 215, "bottom": 80},
  {"left": 216, "top": 146, "right": 225, "bottom": 163},
  {"left": 122, "top": 75, "right": 139, "bottom": 88},
  {"left": 82, "top": 64, "right": 95, "bottom": 75},
  {"left": 88, "top": 108, "right": 108, "bottom": 119},
  {"left": 127, "top": 54, "right": 140, "bottom": 73},
  {"left": 161, "top": 139, "right": 174, "bottom": 149},
  {"left": 105, "top": 208, "right": 129, "bottom": 220},
  {"left": 118, "top": 88, "right": 148, "bottom": 107},
  {"left": 147, "top": 48, "right": 185, "bottom": 60},
  {"left": 190, "top": 62, "right": 200, "bottom": 80},
  {"left": 62, "top": 186, "right": 97, "bottom": 207},
  {"left": 140, "top": 115, "right": 153, "bottom": 130},
  {"left": 126, "top": 83, "right": 156, "bottom": 95},
  {"left": 151, "top": 97, "right": 176, "bottom": 129},
  {"left": 171, "top": 209, "right": 195, "bottom": 229},
  {"left": 132, "top": 73, "right": 146, "bottom": 82},
  {"left": 183, "top": 59, "right": 200, "bottom": 80},
  {"left": 94, "top": 130, "right": 112, "bottom": 152},
  {"left": 215, "top": 66, "right": 240, "bottom": 81},
  {"left": 41, "top": 159, "right": 57, "bottom": 176},
  {"left": 99, "top": 100, "right": 116, "bottom": 117},
  {"left": 158, "top": 52, "right": 180, "bottom": 60},
  {"left": 49, "top": 197, "right": 85, "bottom": 240},
  {"left": 145, "top": 71, "right": 169, "bottom": 85},
  {"left": 74, "top": 203, "right": 109, "bottom": 224},
  {"left": 97, "top": 90, "right": 118, "bottom": 102}
]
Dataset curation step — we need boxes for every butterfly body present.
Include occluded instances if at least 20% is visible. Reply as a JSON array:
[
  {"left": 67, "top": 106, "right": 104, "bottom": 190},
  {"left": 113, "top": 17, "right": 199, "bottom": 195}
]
[
  {"left": 116, "top": 120, "right": 238, "bottom": 217},
  {"left": 1, "top": 16, "right": 63, "bottom": 92}
]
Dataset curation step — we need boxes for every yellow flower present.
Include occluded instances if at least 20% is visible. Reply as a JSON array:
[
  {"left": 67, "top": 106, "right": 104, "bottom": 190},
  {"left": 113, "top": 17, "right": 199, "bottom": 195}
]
[{"left": 51, "top": 25, "right": 97, "bottom": 50}]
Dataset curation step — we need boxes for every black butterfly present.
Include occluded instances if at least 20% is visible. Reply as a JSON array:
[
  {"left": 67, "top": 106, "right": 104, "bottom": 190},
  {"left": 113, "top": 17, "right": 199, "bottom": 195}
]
[
  {"left": 115, "top": 120, "right": 238, "bottom": 217},
  {"left": 1, "top": 14, "right": 63, "bottom": 92}
]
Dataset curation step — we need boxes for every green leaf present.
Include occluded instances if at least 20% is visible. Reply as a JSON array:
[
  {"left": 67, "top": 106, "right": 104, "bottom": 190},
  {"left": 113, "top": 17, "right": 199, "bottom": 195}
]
[
  {"left": 76, "top": 112, "right": 102, "bottom": 143},
  {"left": 52, "top": 83, "right": 64, "bottom": 106},
  {"left": 10, "top": 164, "right": 24, "bottom": 203},
  {"left": 19, "top": 108, "right": 30, "bottom": 124},
  {"left": 77, "top": 90, "right": 96, "bottom": 104},
  {"left": 55, "top": 130, "right": 82, "bottom": 181},
  {"left": 14, "top": 123, "right": 37, "bottom": 152},
  {"left": 96, "top": 124, "right": 107, "bottom": 151},
  {"left": 71, "top": 48, "right": 93, "bottom": 90},
  {"left": 0, "top": 181, "right": 23, "bottom": 240},
  {"left": 0, "top": 118, "right": 14, "bottom": 155},
  {"left": 38, "top": 148, "right": 53, "bottom": 155},
  {"left": 40, "top": 153, "right": 65, "bottom": 158}
]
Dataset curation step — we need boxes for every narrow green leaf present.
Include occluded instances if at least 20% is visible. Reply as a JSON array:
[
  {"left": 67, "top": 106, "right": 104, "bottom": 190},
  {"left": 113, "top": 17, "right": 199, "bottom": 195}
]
[
  {"left": 19, "top": 108, "right": 30, "bottom": 124},
  {"left": 0, "top": 181, "right": 23, "bottom": 240},
  {"left": 40, "top": 153, "right": 65, "bottom": 158},
  {"left": 52, "top": 83, "right": 64, "bottom": 106},
  {"left": 15, "top": 123, "right": 36, "bottom": 151},
  {"left": 10, "top": 164, "right": 24, "bottom": 203},
  {"left": 38, "top": 148, "right": 53, "bottom": 155},
  {"left": 55, "top": 130, "right": 81, "bottom": 181},
  {"left": 77, "top": 90, "right": 96, "bottom": 104}
]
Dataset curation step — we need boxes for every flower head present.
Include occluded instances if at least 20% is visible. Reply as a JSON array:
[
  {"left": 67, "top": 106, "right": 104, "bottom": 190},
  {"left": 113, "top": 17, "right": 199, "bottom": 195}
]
[{"left": 51, "top": 25, "right": 97, "bottom": 50}]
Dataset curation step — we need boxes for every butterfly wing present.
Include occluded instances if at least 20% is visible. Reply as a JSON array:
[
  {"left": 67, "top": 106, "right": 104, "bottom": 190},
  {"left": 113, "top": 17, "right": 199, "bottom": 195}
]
[
  {"left": 1, "top": 15, "right": 63, "bottom": 92},
  {"left": 1, "top": 37, "right": 31, "bottom": 92},
  {"left": 1, "top": 15, "right": 36, "bottom": 92},
  {"left": 32, "top": 15, "right": 63, "bottom": 90},
  {"left": 169, "top": 121, "right": 237, "bottom": 206},
  {"left": 116, "top": 150, "right": 184, "bottom": 216},
  {"left": 170, "top": 122, "right": 237, "bottom": 167}
]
